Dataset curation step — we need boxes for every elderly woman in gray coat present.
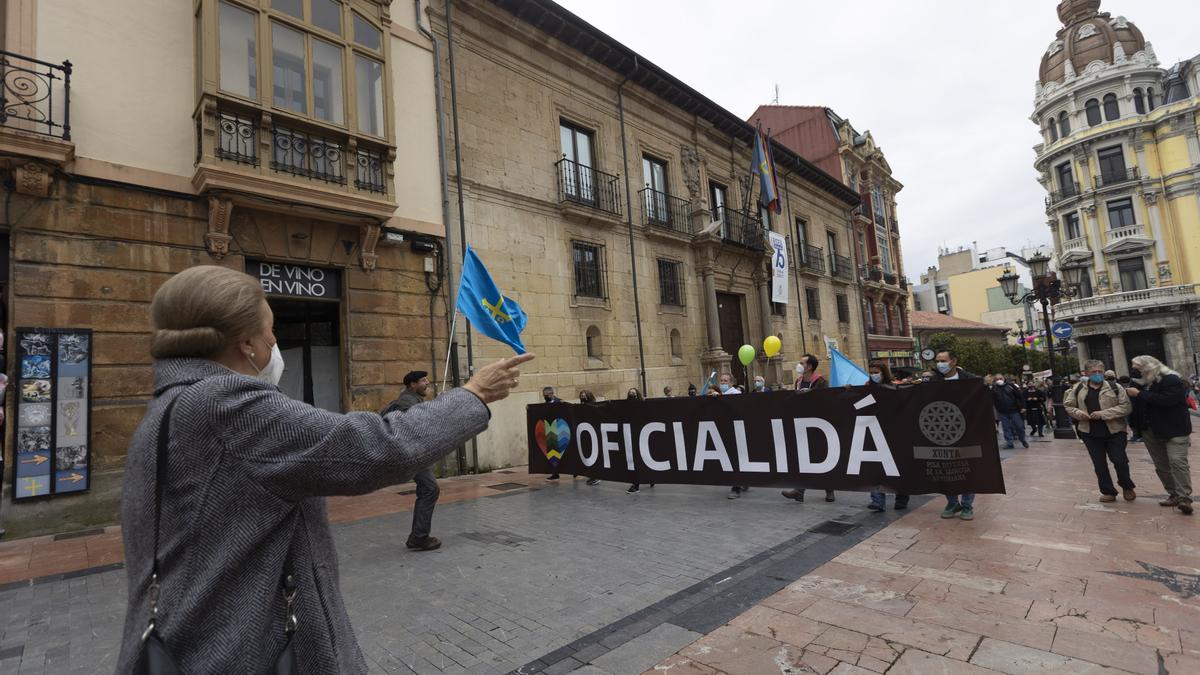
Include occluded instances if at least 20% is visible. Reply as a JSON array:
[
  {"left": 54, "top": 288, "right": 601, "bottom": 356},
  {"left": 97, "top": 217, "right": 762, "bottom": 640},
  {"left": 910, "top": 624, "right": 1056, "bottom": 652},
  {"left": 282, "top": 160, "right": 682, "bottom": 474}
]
[{"left": 117, "top": 265, "right": 533, "bottom": 673}]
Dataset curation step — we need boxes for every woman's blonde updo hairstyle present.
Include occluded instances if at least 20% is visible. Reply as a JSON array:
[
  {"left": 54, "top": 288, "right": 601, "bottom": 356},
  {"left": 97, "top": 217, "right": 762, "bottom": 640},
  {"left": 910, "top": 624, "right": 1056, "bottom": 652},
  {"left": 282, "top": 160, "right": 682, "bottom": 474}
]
[{"left": 150, "top": 265, "right": 266, "bottom": 359}]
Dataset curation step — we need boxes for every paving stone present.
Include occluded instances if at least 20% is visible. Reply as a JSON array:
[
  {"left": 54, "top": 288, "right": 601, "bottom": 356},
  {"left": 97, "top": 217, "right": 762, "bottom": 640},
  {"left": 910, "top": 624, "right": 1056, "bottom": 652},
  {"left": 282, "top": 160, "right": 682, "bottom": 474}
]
[
  {"left": 588, "top": 623, "right": 700, "bottom": 674},
  {"left": 969, "top": 637, "right": 1112, "bottom": 674}
]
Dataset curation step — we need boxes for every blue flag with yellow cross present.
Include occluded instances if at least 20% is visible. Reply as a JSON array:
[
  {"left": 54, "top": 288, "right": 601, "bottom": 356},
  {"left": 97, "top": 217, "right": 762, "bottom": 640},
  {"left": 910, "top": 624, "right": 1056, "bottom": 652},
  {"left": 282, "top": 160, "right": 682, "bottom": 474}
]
[{"left": 456, "top": 246, "right": 528, "bottom": 354}]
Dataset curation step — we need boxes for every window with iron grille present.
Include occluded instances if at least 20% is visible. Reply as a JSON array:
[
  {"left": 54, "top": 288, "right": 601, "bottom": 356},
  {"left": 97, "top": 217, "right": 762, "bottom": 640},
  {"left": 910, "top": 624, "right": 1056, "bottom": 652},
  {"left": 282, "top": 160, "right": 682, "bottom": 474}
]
[
  {"left": 805, "top": 288, "right": 820, "bottom": 320},
  {"left": 836, "top": 294, "right": 850, "bottom": 323},
  {"left": 657, "top": 258, "right": 684, "bottom": 306},
  {"left": 572, "top": 242, "right": 606, "bottom": 299}
]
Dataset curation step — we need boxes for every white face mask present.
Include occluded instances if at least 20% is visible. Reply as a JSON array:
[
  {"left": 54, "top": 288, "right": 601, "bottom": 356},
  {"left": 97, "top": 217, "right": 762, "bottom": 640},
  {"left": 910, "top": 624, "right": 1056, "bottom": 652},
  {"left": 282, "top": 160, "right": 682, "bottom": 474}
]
[
  {"left": 869, "top": 373, "right": 883, "bottom": 384},
  {"left": 995, "top": 379, "right": 1005, "bottom": 386},
  {"left": 796, "top": 364, "right": 806, "bottom": 375},
  {"left": 248, "top": 342, "right": 285, "bottom": 387}
]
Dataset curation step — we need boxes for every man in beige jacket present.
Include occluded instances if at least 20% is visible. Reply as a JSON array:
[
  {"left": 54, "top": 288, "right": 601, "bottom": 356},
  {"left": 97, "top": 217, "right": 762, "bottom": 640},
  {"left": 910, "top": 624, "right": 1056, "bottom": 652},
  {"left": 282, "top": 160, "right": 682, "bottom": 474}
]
[{"left": 1065, "top": 359, "right": 1135, "bottom": 502}]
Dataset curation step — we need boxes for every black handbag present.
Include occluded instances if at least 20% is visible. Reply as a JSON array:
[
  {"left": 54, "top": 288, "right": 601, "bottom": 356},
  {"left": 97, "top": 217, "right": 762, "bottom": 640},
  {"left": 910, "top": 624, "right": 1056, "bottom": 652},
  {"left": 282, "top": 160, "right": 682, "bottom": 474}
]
[{"left": 137, "top": 396, "right": 299, "bottom": 674}]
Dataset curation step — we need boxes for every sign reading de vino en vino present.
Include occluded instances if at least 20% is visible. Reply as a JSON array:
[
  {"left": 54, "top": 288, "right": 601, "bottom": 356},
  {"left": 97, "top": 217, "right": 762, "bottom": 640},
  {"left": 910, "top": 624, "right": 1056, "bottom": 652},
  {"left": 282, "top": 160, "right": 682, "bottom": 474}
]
[{"left": 247, "top": 260, "right": 341, "bottom": 300}]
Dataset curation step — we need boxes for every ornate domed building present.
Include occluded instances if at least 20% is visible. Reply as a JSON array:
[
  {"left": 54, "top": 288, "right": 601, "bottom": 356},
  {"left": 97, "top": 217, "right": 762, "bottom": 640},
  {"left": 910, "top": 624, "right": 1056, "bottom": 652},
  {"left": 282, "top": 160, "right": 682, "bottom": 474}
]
[{"left": 1033, "top": 0, "right": 1200, "bottom": 374}]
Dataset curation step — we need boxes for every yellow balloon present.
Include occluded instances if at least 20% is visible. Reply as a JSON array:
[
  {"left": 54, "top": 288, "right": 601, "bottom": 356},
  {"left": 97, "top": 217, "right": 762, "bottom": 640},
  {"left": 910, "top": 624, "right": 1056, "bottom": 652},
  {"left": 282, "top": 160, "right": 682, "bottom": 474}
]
[{"left": 763, "top": 335, "right": 782, "bottom": 358}]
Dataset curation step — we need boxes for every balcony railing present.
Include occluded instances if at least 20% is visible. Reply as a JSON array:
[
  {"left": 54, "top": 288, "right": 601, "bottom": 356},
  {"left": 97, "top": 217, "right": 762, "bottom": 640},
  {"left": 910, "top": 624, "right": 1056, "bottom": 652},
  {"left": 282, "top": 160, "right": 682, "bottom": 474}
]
[
  {"left": 1108, "top": 224, "right": 1145, "bottom": 241},
  {"left": 355, "top": 148, "right": 386, "bottom": 193},
  {"left": 830, "top": 253, "right": 854, "bottom": 280},
  {"left": 0, "top": 50, "right": 71, "bottom": 140},
  {"left": 1049, "top": 183, "right": 1081, "bottom": 204},
  {"left": 1063, "top": 236, "right": 1089, "bottom": 251},
  {"left": 1057, "top": 283, "right": 1200, "bottom": 319},
  {"left": 718, "top": 206, "right": 764, "bottom": 250},
  {"left": 1094, "top": 167, "right": 1139, "bottom": 189},
  {"left": 271, "top": 125, "right": 346, "bottom": 185},
  {"left": 883, "top": 271, "right": 898, "bottom": 285},
  {"left": 799, "top": 243, "right": 825, "bottom": 274},
  {"left": 215, "top": 110, "right": 258, "bottom": 165},
  {"left": 557, "top": 157, "right": 622, "bottom": 217},
  {"left": 641, "top": 187, "right": 691, "bottom": 234}
]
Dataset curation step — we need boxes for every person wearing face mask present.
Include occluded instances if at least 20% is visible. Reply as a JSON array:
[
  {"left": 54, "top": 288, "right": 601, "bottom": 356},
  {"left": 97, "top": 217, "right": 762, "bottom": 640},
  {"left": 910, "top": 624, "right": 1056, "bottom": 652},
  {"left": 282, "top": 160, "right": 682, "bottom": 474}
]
[
  {"left": 1127, "top": 355, "right": 1194, "bottom": 515},
  {"left": 784, "top": 356, "right": 834, "bottom": 503},
  {"left": 727, "top": 374, "right": 760, "bottom": 499},
  {"left": 1065, "top": 360, "right": 1135, "bottom": 503},
  {"left": 930, "top": 350, "right": 979, "bottom": 520},
  {"left": 539, "top": 386, "right": 564, "bottom": 479},
  {"left": 625, "top": 388, "right": 655, "bottom": 494},
  {"left": 862, "top": 363, "right": 909, "bottom": 512},
  {"left": 687, "top": 383, "right": 698, "bottom": 397},
  {"left": 117, "top": 266, "right": 533, "bottom": 673},
  {"left": 380, "top": 371, "right": 446, "bottom": 551},
  {"left": 991, "top": 373, "right": 1028, "bottom": 450},
  {"left": 577, "top": 391, "right": 601, "bottom": 485},
  {"left": 1024, "top": 381, "right": 1048, "bottom": 437},
  {"left": 752, "top": 376, "right": 771, "bottom": 392}
]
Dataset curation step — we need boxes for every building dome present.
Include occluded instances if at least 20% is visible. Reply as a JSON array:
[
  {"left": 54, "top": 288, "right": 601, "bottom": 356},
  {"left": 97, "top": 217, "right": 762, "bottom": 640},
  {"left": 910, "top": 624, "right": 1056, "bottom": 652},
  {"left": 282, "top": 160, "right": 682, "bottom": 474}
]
[{"left": 1039, "top": 0, "right": 1146, "bottom": 85}]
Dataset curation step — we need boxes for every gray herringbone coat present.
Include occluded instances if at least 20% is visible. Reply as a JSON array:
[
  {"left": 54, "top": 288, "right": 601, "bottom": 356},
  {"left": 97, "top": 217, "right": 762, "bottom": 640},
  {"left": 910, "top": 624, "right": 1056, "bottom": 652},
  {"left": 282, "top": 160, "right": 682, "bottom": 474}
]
[{"left": 116, "top": 358, "right": 489, "bottom": 673}]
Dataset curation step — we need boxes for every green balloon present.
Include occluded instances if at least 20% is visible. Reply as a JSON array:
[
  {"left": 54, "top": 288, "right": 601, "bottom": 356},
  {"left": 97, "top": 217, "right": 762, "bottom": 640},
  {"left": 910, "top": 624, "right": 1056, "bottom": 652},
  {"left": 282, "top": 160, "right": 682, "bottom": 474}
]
[{"left": 738, "top": 344, "right": 756, "bottom": 366}]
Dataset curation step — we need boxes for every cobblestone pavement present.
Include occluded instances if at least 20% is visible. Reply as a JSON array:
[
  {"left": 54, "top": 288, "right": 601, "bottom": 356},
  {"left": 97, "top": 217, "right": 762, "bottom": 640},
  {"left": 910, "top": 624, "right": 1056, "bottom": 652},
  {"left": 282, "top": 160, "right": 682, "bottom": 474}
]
[
  {"left": 0, "top": 468, "right": 931, "bottom": 674},
  {"left": 652, "top": 430, "right": 1200, "bottom": 675}
]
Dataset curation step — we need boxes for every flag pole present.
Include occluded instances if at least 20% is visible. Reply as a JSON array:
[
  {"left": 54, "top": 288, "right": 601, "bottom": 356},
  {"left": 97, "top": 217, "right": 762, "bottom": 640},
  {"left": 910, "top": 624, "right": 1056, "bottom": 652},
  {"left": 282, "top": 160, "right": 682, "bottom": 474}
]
[{"left": 441, "top": 306, "right": 459, "bottom": 391}]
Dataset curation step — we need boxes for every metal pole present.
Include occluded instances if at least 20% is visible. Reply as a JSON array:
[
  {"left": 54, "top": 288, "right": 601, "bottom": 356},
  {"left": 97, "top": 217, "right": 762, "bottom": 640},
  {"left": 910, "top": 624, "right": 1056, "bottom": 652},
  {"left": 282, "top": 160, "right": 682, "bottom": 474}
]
[
  {"left": 617, "top": 57, "right": 648, "bottom": 396},
  {"left": 1042, "top": 295, "right": 1074, "bottom": 438}
]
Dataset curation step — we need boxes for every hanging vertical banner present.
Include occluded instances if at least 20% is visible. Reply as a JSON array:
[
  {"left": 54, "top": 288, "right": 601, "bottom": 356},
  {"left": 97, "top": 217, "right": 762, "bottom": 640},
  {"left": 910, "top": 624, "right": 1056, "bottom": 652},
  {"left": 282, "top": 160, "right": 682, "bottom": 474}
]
[
  {"left": 13, "top": 328, "right": 92, "bottom": 500},
  {"left": 769, "top": 231, "right": 788, "bottom": 304}
]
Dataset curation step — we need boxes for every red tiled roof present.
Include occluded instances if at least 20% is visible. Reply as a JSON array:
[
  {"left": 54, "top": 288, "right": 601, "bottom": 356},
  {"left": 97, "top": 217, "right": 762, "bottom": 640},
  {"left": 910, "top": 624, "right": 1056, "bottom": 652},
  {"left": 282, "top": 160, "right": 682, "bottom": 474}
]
[{"left": 909, "top": 310, "right": 1010, "bottom": 333}]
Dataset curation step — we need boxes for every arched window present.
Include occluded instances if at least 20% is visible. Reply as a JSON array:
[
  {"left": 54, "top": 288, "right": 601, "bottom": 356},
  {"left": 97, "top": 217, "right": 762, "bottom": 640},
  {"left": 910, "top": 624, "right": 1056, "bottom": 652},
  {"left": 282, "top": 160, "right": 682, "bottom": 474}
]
[
  {"left": 1058, "top": 111, "right": 1071, "bottom": 138},
  {"left": 1133, "top": 88, "right": 1146, "bottom": 114},
  {"left": 669, "top": 329, "right": 682, "bottom": 359},
  {"left": 1085, "top": 99, "right": 1102, "bottom": 126},
  {"left": 1048, "top": 121, "right": 1058, "bottom": 142},
  {"left": 586, "top": 325, "right": 601, "bottom": 360},
  {"left": 1103, "top": 93, "right": 1120, "bottom": 121},
  {"left": 1147, "top": 88, "right": 1156, "bottom": 111}
]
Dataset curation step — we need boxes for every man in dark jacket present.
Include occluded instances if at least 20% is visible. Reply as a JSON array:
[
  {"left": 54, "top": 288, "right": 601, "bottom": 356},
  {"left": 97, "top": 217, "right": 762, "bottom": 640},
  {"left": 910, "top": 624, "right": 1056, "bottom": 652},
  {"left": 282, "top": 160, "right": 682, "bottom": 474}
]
[
  {"left": 930, "top": 350, "right": 979, "bottom": 520},
  {"left": 381, "top": 371, "right": 443, "bottom": 549},
  {"left": 991, "top": 374, "right": 1028, "bottom": 449},
  {"left": 1128, "top": 356, "right": 1194, "bottom": 515},
  {"left": 541, "top": 386, "right": 564, "bottom": 479}
]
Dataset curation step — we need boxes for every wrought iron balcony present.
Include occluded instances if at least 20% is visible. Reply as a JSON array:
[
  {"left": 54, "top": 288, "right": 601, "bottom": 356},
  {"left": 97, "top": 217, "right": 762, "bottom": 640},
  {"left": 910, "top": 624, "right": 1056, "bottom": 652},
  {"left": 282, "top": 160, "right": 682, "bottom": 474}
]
[
  {"left": 830, "top": 253, "right": 854, "bottom": 280},
  {"left": 799, "top": 243, "right": 825, "bottom": 274},
  {"left": 718, "top": 206, "right": 764, "bottom": 250},
  {"left": 271, "top": 125, "right": 347, "bottom": 185},
  {"left": 640, "top": 187, "right": 691, "bottom": 234},
  {"left": 1049, "top": 183, "right": 1081, "bottom": 204},
  {"left": 0, "top": 50, "right": 71, "bottom": 140},
  {"left": 1094, "top": 167, "right": 1139, "bottom": 189},
  {"left": 556, "top": 157, "right": 621, "bottom": 217},
  {"left": 883, "top": 271, "right": 898, "bottom": 285}
]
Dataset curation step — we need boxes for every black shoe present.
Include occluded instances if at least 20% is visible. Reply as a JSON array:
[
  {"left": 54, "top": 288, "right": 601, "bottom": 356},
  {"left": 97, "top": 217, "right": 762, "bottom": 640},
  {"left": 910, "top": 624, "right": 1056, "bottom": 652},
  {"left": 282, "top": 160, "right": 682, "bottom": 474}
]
[
  {"left": 824, "top": 490, "right": 836, "bottom": 502},
  {"left": 547, "top": 473, "right": 560, "bottom": 480},
  {"left": 626, "top": 485, "right": 640, "bottom": 494},
  {"left": 1180, "top": 502, "right": 1194, "bottom": 515},
  {"left": 406, "top": 535, "right": 442, "bottom": 551},
  {"left": 1021, "top": 440, "right": 1029, "bottom": 448},
  {"left": 867, "top": 503, "right": 884, "bottom": 512},
  {"left": 781, "top": 489, "right": 804, "bottom": 502},
  {"left": 586, "top": 478, "right": 600, "bottom": 486}
]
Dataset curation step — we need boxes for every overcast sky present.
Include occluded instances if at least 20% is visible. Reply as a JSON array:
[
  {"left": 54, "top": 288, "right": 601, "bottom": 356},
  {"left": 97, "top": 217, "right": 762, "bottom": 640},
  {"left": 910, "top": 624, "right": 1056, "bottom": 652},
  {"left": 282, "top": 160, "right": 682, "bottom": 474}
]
[{"left": 555, "top": 0, "right": 1197, "bottom": 277}]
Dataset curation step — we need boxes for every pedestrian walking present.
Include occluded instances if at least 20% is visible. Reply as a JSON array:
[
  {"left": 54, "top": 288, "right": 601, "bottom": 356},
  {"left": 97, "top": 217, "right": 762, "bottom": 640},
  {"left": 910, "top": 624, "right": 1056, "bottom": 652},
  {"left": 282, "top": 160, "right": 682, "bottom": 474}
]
[
  {"left": 991, "top": 373, "right": 1029, "bottom": 449},
  {"left": 1128, "top": 355, "right": 1194, "bottom": 515},
  {"left": 541, "top": 386, "right": 564, "bottom": 480},
  {"left": 116, "top": 265, "right": 533, "bottom": 673},
  {"left": 625, "top": 388, "right": 653, "bottom": 494},
  {"left": 1065, "top": 359, "right": 1135, "bottom": 503},
  {"left": 863, "top": 362, "right": 909, "bottom": 512},
  {"left": 1025, "top": 381, "right": 1048, "bottom": 437},
  {"left": 381, "top": 371, "right": 446, "bottom": 551},
  {"left": 933, "top": 350, "right": 977, "bottom": 520},
  {"left": 784, "top": 355, "right": 834, "bottom": 503}
]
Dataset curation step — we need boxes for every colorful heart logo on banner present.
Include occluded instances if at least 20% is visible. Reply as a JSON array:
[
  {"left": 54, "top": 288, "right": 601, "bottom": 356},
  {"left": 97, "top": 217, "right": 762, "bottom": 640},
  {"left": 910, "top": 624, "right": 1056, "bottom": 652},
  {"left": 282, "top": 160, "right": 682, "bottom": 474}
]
[{"left": 534, "top": 418, "right": 571, "bottom": 467}]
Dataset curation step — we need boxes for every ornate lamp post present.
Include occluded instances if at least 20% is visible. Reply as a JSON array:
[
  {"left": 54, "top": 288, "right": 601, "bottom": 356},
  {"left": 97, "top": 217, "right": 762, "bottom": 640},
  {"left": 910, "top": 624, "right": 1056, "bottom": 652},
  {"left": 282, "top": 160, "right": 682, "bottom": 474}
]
[
  {"left": 998, "top": 254, "right": 1080, "bottom": 439},
  {"left": 1014, "top": 318, "right": 1029, "bottom": 380}
]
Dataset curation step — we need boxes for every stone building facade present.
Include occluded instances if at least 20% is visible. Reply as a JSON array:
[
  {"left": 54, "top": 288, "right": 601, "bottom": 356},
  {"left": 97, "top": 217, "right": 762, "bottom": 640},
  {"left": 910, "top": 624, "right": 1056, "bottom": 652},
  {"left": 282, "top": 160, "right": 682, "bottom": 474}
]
[
  {"left": 0, "top": 0, "right": 447, "bottom": 536},
  {"left": 427, "top": 0, "right": 866, "bottom": 465},
  {"left": 1033, "top": 0, "right": 1200, "bottom": 374}
]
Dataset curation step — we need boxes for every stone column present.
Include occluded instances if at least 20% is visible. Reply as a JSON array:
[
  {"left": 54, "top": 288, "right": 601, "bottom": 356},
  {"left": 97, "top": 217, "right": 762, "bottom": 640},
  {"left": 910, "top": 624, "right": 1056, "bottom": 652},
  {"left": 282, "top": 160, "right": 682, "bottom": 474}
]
[
  {"left": 1143, "top": 191, "right": 1170, "bottom": 282},
  {"left": 701, "top": 265, "right": 721, "bottom": 353},
  {"left": 1164, "top": 328, "right": 1187, "bottom": 371},
  {"left": 1111, "top": 333, "right": 1128, "bottom": 376},
  {"left": 755, "top": 270, "right": 772, "bottom": 345},
  {"left": 1082, "top": 203, "right": 1107, "bottom": 289},
  {"left": 1076, "top": 337, "right": 1090, "bottom": 371}
]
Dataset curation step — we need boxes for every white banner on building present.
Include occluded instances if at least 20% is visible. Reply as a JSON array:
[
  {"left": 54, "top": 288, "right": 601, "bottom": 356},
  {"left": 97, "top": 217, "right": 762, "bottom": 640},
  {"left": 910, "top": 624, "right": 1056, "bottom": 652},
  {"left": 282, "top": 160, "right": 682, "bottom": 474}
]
[{"left": 768, "top": 232, "right": 788, "bottom": 304}]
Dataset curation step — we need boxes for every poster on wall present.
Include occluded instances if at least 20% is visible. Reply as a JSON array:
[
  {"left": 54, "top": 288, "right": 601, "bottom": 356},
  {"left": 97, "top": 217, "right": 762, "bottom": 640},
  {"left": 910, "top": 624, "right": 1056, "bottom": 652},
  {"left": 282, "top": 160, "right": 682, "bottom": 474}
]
[{"left": 13, "top": 328, "right": 92, "bottom": 500}]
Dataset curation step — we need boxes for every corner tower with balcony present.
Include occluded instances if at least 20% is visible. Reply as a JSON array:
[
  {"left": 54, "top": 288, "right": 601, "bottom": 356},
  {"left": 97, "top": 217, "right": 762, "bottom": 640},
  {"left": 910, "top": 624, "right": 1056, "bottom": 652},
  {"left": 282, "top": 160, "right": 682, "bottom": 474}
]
[{"left": 1033, "top": 0, "right": 1200, "bottom": 373}]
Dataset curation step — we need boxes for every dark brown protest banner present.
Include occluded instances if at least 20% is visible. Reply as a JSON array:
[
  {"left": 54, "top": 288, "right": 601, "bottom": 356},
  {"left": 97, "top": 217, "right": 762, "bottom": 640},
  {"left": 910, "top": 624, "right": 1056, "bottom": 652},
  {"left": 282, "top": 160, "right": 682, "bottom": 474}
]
[{"left": 527, "top": 381, "right": 1005, "bottom": 495}]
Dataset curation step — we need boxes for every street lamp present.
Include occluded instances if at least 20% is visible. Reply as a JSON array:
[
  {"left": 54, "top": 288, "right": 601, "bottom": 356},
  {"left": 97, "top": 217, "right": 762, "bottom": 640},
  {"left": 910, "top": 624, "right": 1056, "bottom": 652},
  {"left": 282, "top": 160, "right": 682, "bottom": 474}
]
[
  {"left": 1014, "top": 318, "right": 1028, "bottom": 376},
  {"left": 999, "top": 257, "right": 1079, "bottom": 439}
]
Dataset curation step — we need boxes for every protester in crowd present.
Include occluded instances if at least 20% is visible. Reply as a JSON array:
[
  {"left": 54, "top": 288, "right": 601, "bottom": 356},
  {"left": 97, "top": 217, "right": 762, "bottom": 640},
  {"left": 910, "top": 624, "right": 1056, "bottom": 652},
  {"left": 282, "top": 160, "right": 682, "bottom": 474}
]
[
  {"left": 626, "top": 388, "right": 654, "bottom": 494},
  {"left": 931, "top": 350, "right": 977, "bottom": 520},
  {"left": 116, "top": 265, "right": 532, "bottom": 673},
  {"left": 687, "top": 383, "right": 697, "bottom": 397},
  {"left": 542, "top": 386, "right": 564, "bottom": 480},
  {"left": 784, "top": 355, "right": 834, "bottom": 503},
  {"left": 701, "top": 374, "right": 751, "bottom": 499},
  {"left": 1105, "top": 370, "right": 1117, "bottom": 383},
  {"left": 793, "top": 354, "right": 827, "bottom": 391},
  {"left": 861, "top": 362, "right": 909, "bottom": 512},
  {"left": 381, "top": 371, "right": 445, "bottom": 550},
  {"left": 662, "top": 386, "right": 673, "bottom": 397},
  {"left": 1025, "top": 381, "right": 1048, "bottom": 437},
  {"left": 1065, "top": 359, "right": 1135, "bottom": 503},
  {"left": 752, "top": 375, "right": 770, "bottom": 392},
  {"left": 1124, "top": 374, "right": 1144, "bottom": 442},
  {"left": 991, "top": 372, "right": 1028, "bottom": 449},
  {"left": 577, "top": 390, "right": 601, "bottom": 485},
  {"left": 1128, "top": 355, "right": 1194, "bottom": 515}
]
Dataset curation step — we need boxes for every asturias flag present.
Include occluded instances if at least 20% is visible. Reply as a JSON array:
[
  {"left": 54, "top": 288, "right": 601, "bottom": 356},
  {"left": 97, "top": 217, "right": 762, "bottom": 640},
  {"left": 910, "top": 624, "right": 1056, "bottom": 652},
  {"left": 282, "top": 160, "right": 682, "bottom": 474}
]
[
  {"left": 456, "top": 246, "right": 528, "bottom": 354},
  {"left": 829, "top": 347, "right": 870, "bottom": 387},
  {"left": 751, "top": 126, "right": 781, "bottom": 214}
]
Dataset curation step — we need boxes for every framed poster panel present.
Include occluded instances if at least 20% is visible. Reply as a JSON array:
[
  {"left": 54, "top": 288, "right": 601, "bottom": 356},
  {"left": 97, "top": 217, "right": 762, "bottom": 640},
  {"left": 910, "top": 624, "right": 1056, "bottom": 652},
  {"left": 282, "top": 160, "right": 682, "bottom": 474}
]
[{"left": 13, "top": 328, "right": 92, "bottom": 500}]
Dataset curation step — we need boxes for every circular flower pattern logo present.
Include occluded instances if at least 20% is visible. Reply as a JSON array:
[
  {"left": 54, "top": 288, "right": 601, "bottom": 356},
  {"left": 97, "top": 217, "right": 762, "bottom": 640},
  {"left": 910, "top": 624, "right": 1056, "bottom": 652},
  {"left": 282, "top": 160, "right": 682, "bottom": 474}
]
[{"left": 919, "top": 401, "right": 966, "bottom": 446}]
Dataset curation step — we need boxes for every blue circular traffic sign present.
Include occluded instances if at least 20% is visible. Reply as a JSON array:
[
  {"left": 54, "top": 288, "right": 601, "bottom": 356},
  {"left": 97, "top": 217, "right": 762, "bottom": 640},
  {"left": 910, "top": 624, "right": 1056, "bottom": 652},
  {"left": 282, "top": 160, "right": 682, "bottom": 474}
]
[{"left": 1051, "top": 322, "right": 1073, "bottom": 339}]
